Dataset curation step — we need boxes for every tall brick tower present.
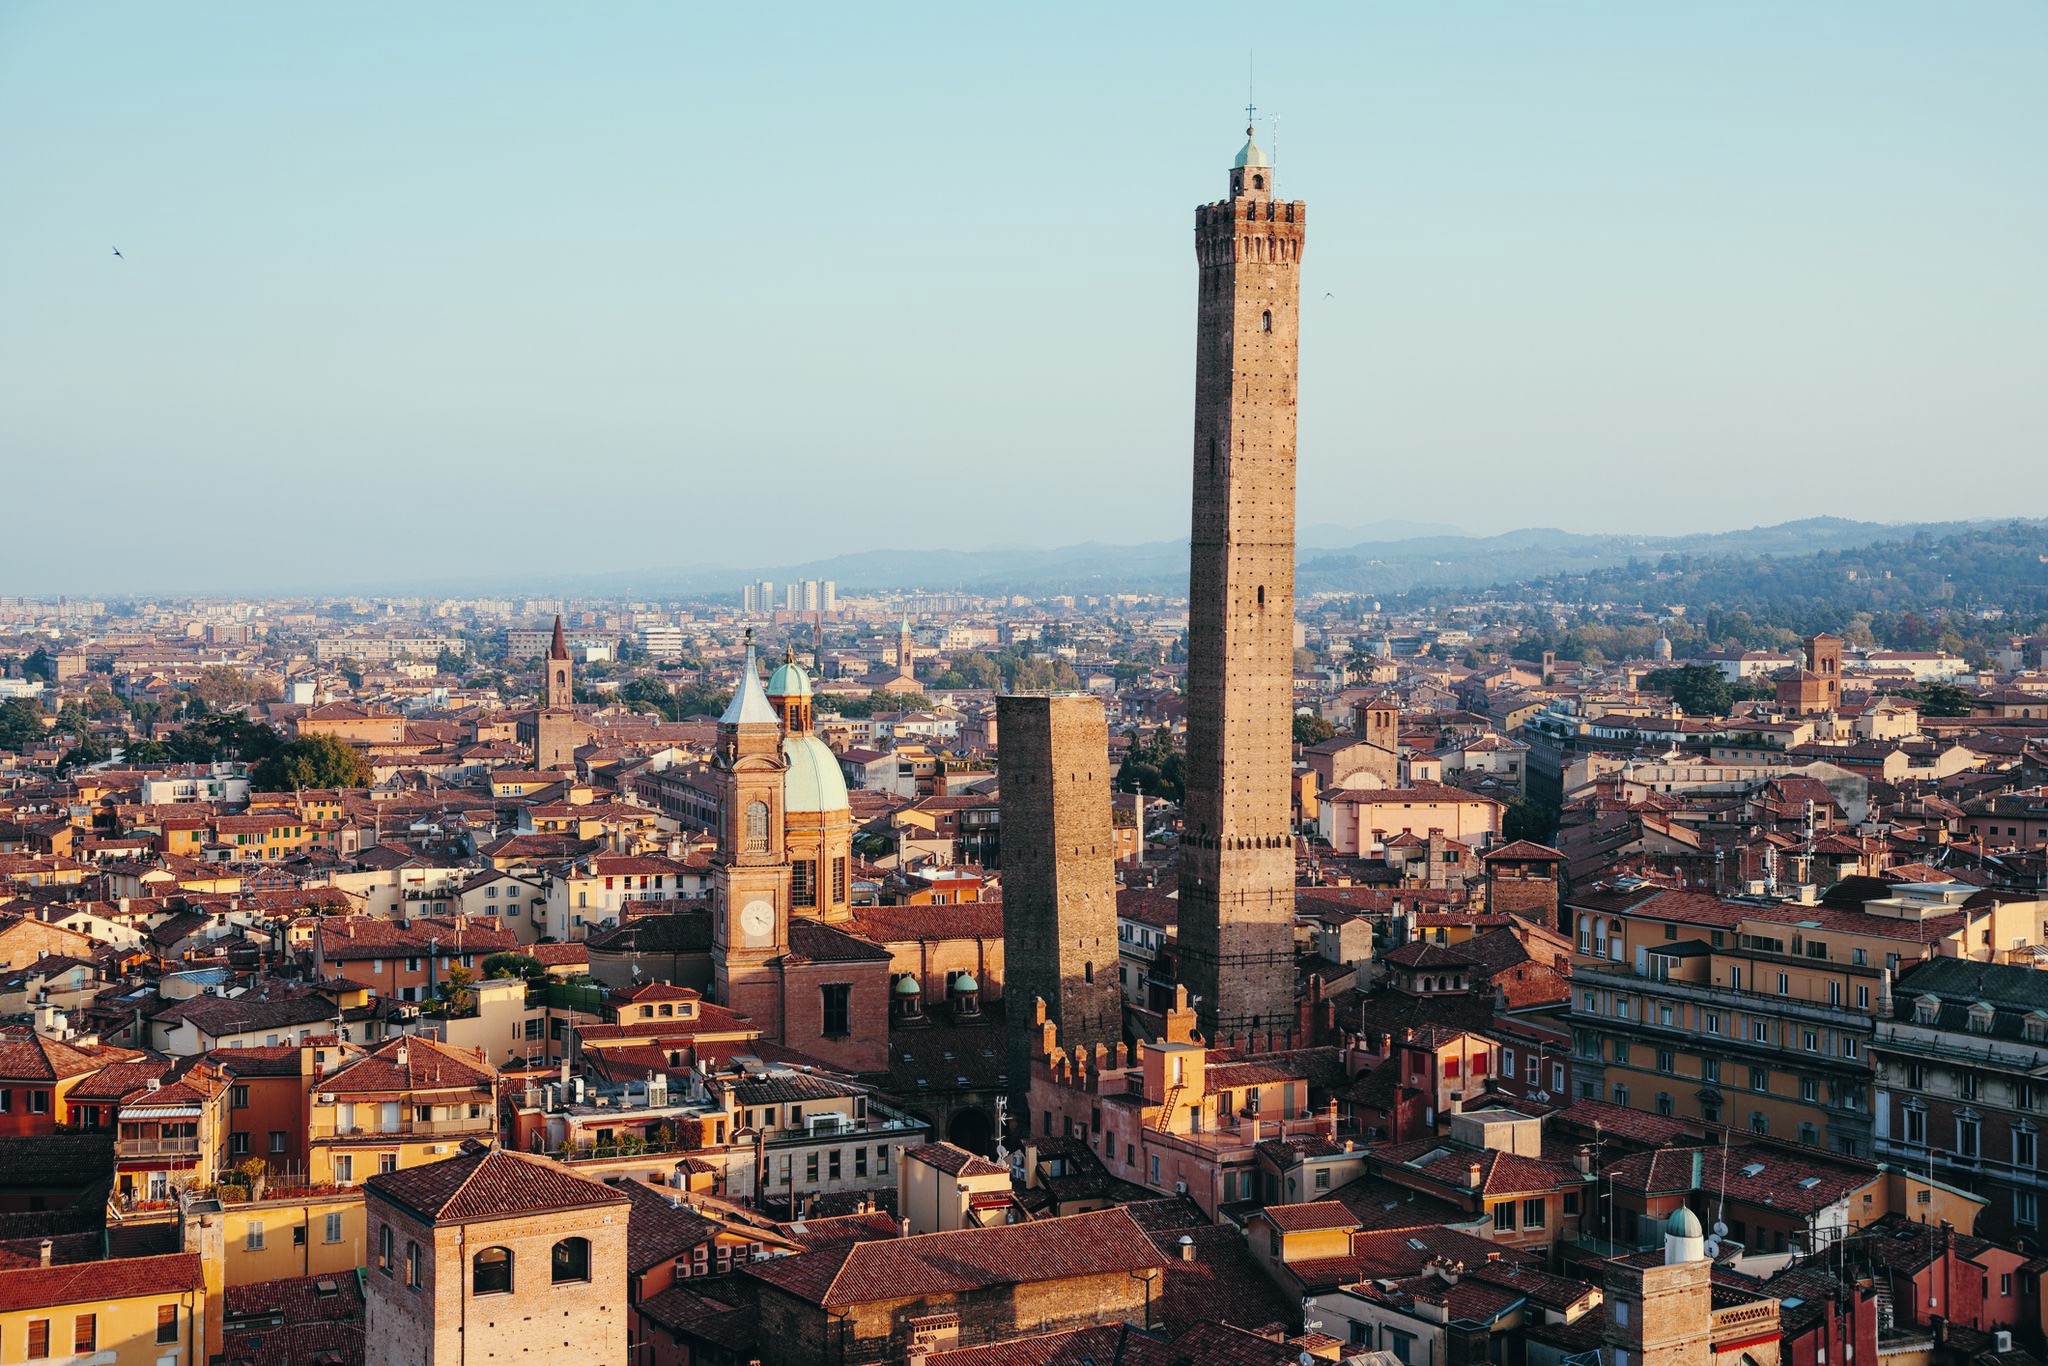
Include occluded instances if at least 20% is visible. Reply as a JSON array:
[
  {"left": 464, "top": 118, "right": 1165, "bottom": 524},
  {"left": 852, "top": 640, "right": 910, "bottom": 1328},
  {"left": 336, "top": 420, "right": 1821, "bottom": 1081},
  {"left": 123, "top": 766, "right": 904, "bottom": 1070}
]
[
  {"left": 996, "top": 694, "right": 1125, "bottom": 1110},
  {"left": 1177, "top": 125, "right": 1306, "bottom": 1045},
  {"left": 533, "top": 615, "right": 581, "bottom": 771}
]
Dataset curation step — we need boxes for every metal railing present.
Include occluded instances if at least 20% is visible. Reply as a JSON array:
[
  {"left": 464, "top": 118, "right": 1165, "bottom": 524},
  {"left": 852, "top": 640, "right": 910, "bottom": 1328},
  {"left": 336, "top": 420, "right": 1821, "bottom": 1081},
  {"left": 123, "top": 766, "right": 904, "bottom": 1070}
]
[{"left": 116, "top": 1137, "right": 201, "bottom": 1158}]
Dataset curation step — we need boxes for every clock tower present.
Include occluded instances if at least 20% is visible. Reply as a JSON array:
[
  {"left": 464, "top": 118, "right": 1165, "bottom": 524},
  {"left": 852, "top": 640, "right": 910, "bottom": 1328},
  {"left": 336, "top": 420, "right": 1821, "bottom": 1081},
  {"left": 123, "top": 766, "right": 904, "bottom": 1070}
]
[{"left": 710, "top": 633, "right": 791, "bottom": 1037}]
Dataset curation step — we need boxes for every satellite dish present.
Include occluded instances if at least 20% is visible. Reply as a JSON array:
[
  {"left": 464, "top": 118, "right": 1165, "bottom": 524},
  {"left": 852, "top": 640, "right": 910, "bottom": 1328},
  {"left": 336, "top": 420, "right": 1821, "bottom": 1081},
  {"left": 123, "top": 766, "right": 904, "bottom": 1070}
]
[
  {"left": 1711, "top": 1221, "right": 1729, "bottom": 1239},
  {"left": 1704, "top": 1237, "right": 1722, "bottom": 1258}
]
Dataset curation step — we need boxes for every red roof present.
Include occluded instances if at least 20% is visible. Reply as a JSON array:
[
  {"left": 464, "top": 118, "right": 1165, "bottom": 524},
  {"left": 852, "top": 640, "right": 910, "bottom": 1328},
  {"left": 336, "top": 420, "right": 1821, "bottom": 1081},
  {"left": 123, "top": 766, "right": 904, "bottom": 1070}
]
[
  {"left": 1259, "top": 1201, "right": 1357, "bottom": 1233},
  {"left": 321, "top": 1037, "right": 494, "bottom": 1096},
  {"left": 0, "top": 1030, "right": 111, "bottom": 1082},
  {"left": 365, "top": 1147, "right": 628, "bottom": 1225},
  {"left": 851, "top": 905, "right": 1003, "bottom": 943},
  {"left": 746, "top": 1207, "right": 1165, "bottom": 1308},
  {"left": 0, "top": 1251, "right": 203, "bottom": 1313}
]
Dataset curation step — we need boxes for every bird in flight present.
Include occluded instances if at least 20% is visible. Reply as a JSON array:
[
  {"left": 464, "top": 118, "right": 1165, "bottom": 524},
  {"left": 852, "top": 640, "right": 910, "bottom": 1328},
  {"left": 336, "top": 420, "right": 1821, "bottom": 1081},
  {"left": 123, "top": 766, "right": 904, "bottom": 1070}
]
[{"left": 111, "top": 247, "right": 123, "bottom": 259}]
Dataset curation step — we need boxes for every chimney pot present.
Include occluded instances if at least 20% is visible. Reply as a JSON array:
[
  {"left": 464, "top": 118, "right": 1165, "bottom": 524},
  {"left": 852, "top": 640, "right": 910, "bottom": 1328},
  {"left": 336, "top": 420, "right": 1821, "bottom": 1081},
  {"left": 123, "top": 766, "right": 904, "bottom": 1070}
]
[{"left": 38, "top": 1240, "right": 52, "bottom": 1267}]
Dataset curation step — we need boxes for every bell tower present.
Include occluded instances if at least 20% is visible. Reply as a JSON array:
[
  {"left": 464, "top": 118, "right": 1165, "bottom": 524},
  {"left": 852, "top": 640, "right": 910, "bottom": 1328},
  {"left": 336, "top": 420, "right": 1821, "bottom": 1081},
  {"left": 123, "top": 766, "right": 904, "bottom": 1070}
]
[
  {"left": 710, "top": 632, "right": 791, "bottom": 1035},
  {"left": 533, "top": 614, "right": 583, "bottom": 772},
  {"left": 544, "top": 615, "right": 572, "bottom": 710},
  {"left": 1177, "top": 124, "right": 1307, "bottom": 1045}
]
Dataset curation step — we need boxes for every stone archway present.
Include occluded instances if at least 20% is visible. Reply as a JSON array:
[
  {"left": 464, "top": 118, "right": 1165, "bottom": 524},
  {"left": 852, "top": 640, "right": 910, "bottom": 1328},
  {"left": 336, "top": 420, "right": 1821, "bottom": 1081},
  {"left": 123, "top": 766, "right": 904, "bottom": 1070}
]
[{"left": 946, "top": 1105, "right": 996, "bottom": 1157}]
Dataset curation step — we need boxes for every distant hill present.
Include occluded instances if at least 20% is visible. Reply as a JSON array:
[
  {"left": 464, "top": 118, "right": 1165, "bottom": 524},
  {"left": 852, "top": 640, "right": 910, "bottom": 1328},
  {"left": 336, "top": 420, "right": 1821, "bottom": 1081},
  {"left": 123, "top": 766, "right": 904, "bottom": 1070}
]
[
  {"left": 1492, "top": 519, "right": 2048, "bottom": 634},
  {"left": 572, "top": 516, "right": 2025, "bottom": 599}
]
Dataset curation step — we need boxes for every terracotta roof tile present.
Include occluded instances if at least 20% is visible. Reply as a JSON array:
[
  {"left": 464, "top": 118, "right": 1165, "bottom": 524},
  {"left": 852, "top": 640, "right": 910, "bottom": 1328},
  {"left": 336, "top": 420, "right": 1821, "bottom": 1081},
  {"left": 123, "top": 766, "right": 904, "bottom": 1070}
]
[
  {"left": 365, "top": 1147, "right": 628, "bottom": 1225},
  {"left": 746, "top": 1206, "right": 1165, "bottom": 1308},
  {"left": 321, "top": 1037, "right": 494, "bottom": 1096},
  {"left": 0, "top": 1251, "right": 203, "bottom": 1313}
]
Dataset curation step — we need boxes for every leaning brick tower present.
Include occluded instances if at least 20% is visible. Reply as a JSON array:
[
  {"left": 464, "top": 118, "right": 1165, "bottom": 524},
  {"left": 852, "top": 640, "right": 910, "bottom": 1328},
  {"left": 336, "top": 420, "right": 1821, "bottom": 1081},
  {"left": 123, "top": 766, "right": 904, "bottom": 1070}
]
[{"left": 1177, "top": 125, "right": 1307, "bottom": 1045}]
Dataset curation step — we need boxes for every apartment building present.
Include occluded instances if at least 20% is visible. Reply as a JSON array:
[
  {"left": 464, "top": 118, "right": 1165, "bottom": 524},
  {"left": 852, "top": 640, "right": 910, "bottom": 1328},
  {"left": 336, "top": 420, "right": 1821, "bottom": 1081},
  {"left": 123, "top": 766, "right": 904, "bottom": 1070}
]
[
  {"left": 307, "top": 1037, "right": 498, "bottom": 1186},
  {"left": 1873, "top": 957, "right": 2048, "bottom": 1242},
  {"left": 1564, "top": 885, "right": 1982, "bottom": 1157}
]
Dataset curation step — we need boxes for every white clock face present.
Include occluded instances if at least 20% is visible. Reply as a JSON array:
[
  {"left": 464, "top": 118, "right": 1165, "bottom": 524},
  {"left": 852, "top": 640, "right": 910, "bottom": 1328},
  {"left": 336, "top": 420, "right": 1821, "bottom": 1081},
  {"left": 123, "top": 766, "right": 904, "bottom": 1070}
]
[{"left": 739, "top": 900, "right": 775, "bottom": 946}]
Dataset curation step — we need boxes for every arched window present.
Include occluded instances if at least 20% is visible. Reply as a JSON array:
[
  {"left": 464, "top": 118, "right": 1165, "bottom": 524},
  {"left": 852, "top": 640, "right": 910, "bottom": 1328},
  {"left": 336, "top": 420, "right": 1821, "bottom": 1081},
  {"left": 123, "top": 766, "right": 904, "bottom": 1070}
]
[
  {"left": 1084, "top": 961, "right": 1094, "bottom": 984},
  {"left": 378, "top": 1224, "right": 393, "bottom": 1276},
  {"left": 1261, "top": 309, "right": 1272, "bottom": 333},
  {"left": 555, "top": 669, "right": 566, "bottom": 689},
  {"left": 1256, "top": 585, "right": 1265, "bottom": 608},
  {"left": 473, "top": 1246, "right": 513, "bottom": 1295},
  {"left": 1252, "top": 174, "right": 1265, "bottom": 190},
  {"left": 552, "top": 1237, "right": 591, "bottom": 1284},
  {"left": 745, "top": 801, "right": 769, "bottom": 851},
  {"left": 406, "top": 1239, "right": 421, "bottom": 1290}
]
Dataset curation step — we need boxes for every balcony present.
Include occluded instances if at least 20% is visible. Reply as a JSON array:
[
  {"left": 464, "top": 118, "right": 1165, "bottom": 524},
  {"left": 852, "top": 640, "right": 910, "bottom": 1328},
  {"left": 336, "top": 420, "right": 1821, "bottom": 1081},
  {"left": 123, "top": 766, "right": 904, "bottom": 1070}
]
[
  {"left": 317, "top": 1116, "right": 493, "bottom": 1140},
  {"left": 1873, "top": 1023, "right": 2048, "bottom": 1075},
  {"left": 116, "top": 1136, "right": 201, "bottom": 1158},
  {"left": 1576, "top": 965, "right": 1877, "bottom": 1035},
  {"left": 1712, "top": 1301, "right": 1781, "bottom": 1338}
]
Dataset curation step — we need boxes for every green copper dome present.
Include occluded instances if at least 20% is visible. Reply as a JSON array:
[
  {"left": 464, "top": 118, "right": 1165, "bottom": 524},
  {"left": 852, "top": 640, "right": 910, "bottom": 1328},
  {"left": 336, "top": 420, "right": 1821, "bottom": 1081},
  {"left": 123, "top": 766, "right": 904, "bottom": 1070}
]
[
  {"left": 952, "top": 972, "right": 979, "bottom": 994},
  {"left": 766, "top": 658, "right": 812, "bottom": 699},
  {"left": 1235, "top": 131, "right": 1269, "bottom": 170},
  {"left": 894, "top": 974, "right": 922, "bottom": 996}
]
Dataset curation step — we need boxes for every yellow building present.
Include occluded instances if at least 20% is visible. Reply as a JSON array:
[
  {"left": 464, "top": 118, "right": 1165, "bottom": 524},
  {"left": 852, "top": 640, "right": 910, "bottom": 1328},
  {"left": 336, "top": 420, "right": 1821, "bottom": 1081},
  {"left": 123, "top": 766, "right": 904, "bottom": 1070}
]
[
  {"left": 210, "top": 812, "right": 318, "bottom": 861},
  {"left": 0, "top": 1252, "right": 206, "bottom": 1364},
  {"left": 307, "top": 1037, "right": 497, "bottom": 1186},
  {"left": 212, "top": 1189, "right": 368, "bottom": 1286},
  {"left": 1564, "top": 884, "right": 1996, "bottom": 1157}
]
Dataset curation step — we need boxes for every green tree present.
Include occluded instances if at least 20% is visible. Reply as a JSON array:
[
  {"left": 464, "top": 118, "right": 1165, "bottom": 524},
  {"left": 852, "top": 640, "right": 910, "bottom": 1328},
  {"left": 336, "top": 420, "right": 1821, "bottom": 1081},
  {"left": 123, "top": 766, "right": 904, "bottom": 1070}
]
[
  {"left": 0, "top": 699, "right": 46, "bottom": 750},
  {"left": 435, "top": 964, "right": 479, "bottom": 1017},
  {"left": 1912, "top": 681, "right": 1974, "bottom": 717},
  {"left": 1115, "top": 727, "right": 1184, "bottom": 802},
  {"left": 123, "top": 736, "right": 172, "bottom": 764},
  {"left": 483, "top": 952, "right": 546, "bottom": 981},
  {"left": 1293, "top": 711, "right": 1336, "bottom": 745},
  {"left": 1640, "top": 665, "right": 1737, "bottom": 717},
  {"left": 190, "top": 665, "right": 275, "bottom": 710},
  {"left": 1502, "top": 795, "right": 1559, "bottom": 844},
  {"left": 57, "top": 730, "right": 111, "bottom": 773},
  {"left": 251, "top": 733, "right": 373, "bottom": 791}
]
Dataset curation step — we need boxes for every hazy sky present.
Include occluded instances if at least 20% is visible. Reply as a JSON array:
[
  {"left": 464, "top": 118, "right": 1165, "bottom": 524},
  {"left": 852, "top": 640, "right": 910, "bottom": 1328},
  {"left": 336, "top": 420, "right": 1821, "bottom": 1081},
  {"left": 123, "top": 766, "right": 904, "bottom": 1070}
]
[{"left": 3, "top": 2, "right": 2043, "bottom": 595}]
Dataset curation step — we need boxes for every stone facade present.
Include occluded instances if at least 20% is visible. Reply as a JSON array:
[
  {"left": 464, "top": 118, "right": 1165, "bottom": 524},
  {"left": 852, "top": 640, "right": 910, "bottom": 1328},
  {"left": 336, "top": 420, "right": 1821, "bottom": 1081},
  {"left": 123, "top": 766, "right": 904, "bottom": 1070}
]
[
  {"left": 996, "top": 694, "right": 1125, "bottom": 1106},
  {"left": 1178, "top": 133, "right": 1307, "bottom": 1045},
  {"left": 362, "top": 1152, "right": 630, "bottom": 1366}
]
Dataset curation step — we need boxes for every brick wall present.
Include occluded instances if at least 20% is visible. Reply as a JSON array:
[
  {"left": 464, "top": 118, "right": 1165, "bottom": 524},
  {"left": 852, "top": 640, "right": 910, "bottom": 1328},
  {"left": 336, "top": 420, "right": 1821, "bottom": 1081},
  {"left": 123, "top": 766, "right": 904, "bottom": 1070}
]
[
  {"left": 365, "top": 1202, "right": 627, "bottom": 1366},
  {"left": 1179, "top": 163, "right": 1308, "bottom": 1045},
  {"left": 996, "top": 695, "right": 1126, "bottom": 1106}
]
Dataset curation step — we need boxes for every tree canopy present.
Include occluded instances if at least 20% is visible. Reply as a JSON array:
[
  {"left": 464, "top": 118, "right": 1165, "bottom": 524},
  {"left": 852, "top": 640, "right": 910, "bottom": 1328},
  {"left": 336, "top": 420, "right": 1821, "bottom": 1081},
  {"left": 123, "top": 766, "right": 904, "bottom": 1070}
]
[
  {"left": 0, "top": 699, "right": 48, "bottom": 750},
  {"left": 1115, "top": 727, "right": 1184, "bottom": 802},
  {"left": 1293, "top": 711, "right": 1336, "bottom": 745},
  {"left": 251, "top": 733, "right": 373, "bottom": 791}
]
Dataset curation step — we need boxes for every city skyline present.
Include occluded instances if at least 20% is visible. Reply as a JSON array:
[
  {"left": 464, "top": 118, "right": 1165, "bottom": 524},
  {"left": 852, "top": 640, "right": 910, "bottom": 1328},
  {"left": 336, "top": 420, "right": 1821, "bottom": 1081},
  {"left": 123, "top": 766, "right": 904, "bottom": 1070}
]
[{"left": 3, "top": 3, "right": 2043, "bottom": 594}]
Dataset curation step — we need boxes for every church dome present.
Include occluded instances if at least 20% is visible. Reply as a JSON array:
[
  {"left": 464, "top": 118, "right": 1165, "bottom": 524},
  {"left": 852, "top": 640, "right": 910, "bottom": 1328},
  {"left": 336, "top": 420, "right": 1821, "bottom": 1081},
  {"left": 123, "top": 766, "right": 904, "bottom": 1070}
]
[
  {"left": 894, "top": 974, "right": 922, "bottom": 997},
  {"left": 767, "top": 659, "right": 812, "bottom": 699},
  {"left": 1235, "top": 133, "right": 1269, "bottom": 169},
  {"left": 952, "top": 973, "right": 979, "bottom": 994},
  {"left": 1667, "top": 1207, "right": 1703, "bottom": 1239},
  {"left": 782, "top": 734, "right": 850, "bottom": 814}
]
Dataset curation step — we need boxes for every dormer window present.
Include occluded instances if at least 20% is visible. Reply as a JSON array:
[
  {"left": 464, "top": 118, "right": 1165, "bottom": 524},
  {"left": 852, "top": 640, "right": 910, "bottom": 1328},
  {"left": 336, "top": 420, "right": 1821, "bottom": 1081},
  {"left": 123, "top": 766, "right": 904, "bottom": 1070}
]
[
  {"left": 1914, "top": 995, "right": 1941, "bottom": 1026},
  {"left": 1967, "top": 1002, "right": 1995, "bottom": 1034},
  {"left": 2026, "top": 1013, "right": 2048, "bottom": 1044}
]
